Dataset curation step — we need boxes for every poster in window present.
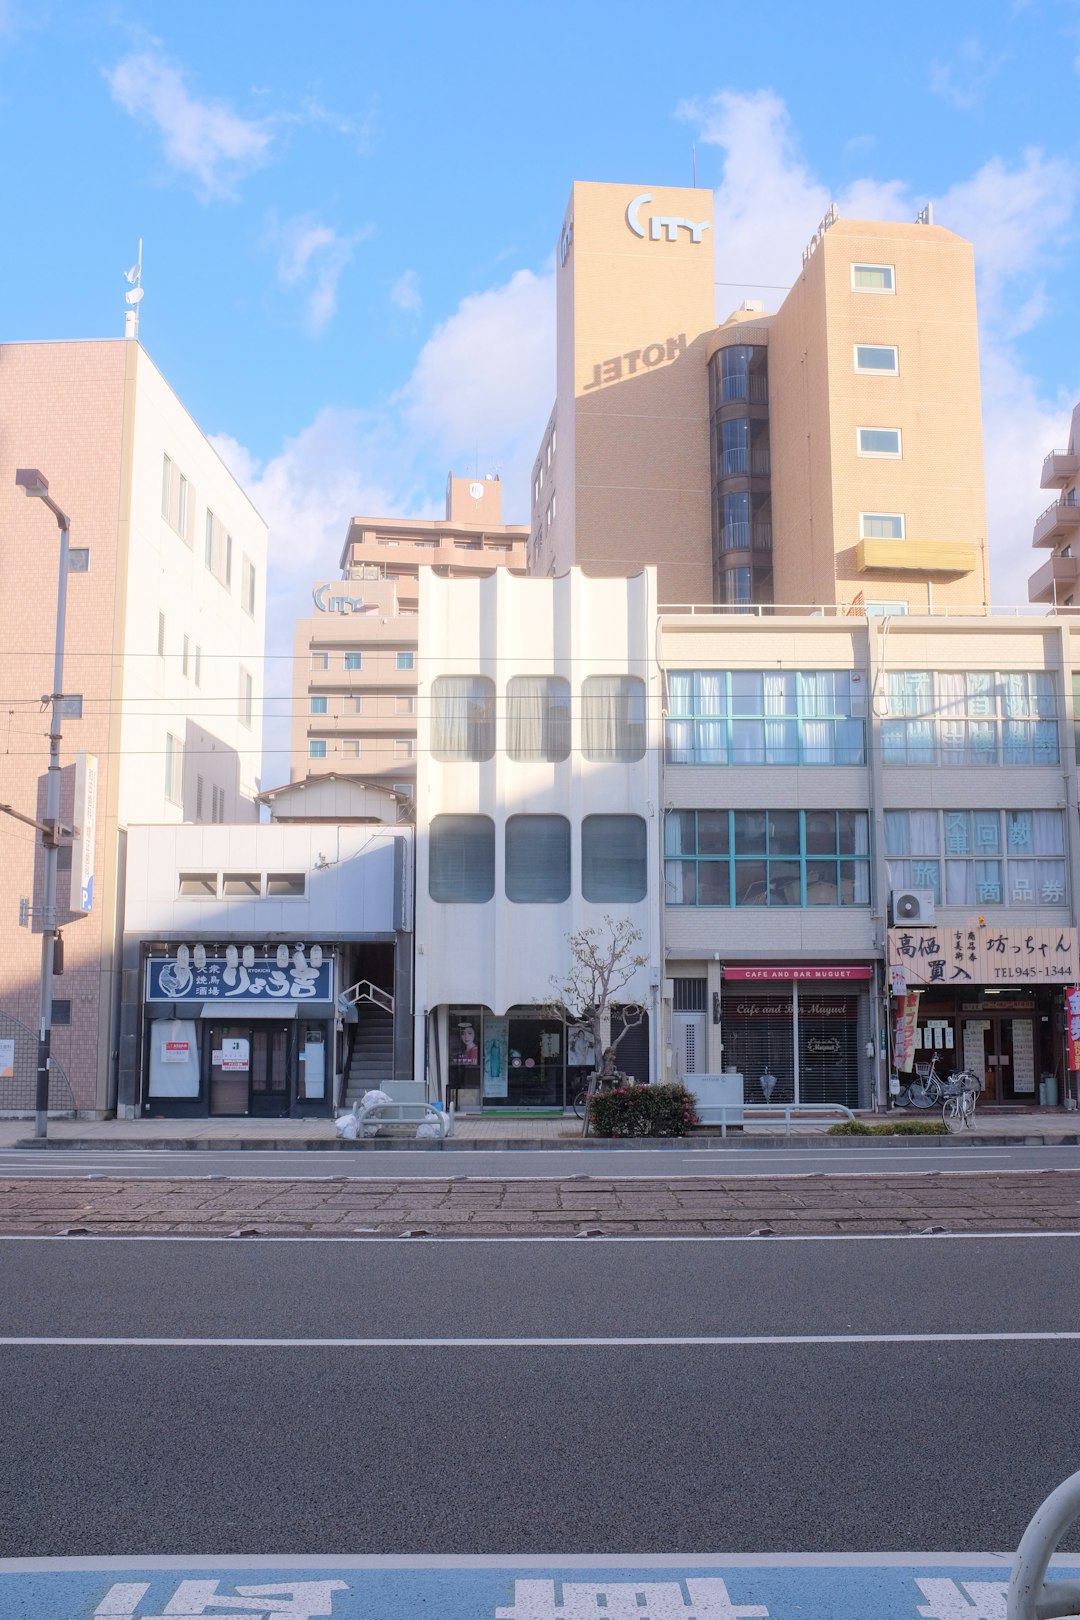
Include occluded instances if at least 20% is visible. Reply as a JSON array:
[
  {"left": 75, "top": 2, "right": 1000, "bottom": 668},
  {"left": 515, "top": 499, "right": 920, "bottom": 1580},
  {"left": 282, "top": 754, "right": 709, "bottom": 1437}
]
[
  {"left": 482, "top": 1015, "right": 508, "bottom": 1098},
  {"left": 0, "top": 1039, "right": 14, "bottom": 1081}
]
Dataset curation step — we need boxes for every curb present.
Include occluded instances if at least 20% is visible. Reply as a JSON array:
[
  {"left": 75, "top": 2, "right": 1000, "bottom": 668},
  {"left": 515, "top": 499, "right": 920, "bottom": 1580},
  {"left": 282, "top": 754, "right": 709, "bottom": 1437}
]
[{"left": 12, "top": 1132, "right": 1080, "bottom": 1152}]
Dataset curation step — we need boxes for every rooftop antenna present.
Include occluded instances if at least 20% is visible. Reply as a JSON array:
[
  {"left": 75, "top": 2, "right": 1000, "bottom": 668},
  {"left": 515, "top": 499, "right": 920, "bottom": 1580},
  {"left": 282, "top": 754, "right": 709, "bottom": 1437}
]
[
  {"left": 692, "top": 143, "right": 697, "bottom": 188},
  {"left": 123, "top": 240, "right": 144, "bottom": 338}
]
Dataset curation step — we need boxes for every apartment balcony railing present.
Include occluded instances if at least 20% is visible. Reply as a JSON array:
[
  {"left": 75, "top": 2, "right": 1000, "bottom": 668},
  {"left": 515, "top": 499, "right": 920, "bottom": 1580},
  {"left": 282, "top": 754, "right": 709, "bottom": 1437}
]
[
  {"left": 1041, "top": 449, "right": 1080, "bottom": 490},
  {"left": 720, "top": 448, "right": 772, "bottom": 477},
  {"left": 719, "top": 374, "right": 769, "bottom": 405},
  {"left": 720, "top": 522, "right": 772, "bottom": 553},
  {"left": 1028, "top": 551, "right": 1079, "bottom": 604},
  {"left": 1032, "top": 496, "right": 1080, "bottom": 548}
]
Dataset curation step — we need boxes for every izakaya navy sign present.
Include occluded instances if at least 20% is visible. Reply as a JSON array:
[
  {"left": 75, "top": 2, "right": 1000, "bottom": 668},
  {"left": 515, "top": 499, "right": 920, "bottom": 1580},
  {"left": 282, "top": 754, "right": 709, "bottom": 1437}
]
[{"left": 146, "top": 945, "right": 334, "bottom": 1005}]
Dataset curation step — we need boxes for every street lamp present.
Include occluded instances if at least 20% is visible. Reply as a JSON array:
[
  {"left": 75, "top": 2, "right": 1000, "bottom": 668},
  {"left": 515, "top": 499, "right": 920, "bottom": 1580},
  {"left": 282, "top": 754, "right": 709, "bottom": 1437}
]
[{"left": 15, "top": 469, "right": 72, "bottom": 1141}]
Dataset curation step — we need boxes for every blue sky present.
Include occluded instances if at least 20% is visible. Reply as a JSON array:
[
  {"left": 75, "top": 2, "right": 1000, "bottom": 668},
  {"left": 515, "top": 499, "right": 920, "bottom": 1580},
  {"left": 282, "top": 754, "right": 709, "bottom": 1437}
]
[{"left": 2, "top": 0, "right": 1079, "bottom": 777}]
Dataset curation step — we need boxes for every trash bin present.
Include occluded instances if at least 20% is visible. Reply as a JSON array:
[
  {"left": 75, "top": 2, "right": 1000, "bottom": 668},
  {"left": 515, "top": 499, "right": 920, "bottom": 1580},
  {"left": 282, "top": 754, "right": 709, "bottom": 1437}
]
[{"left": 1042, "top": 1072, "right": 1059, "bottom": 1108}]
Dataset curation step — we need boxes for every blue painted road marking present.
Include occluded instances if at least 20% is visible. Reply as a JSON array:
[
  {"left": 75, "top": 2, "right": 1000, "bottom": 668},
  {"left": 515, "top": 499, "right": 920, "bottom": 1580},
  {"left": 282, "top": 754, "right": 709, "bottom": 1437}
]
[{"left": 4, "top": 1558, "right": 1080, "bottom": 1619}]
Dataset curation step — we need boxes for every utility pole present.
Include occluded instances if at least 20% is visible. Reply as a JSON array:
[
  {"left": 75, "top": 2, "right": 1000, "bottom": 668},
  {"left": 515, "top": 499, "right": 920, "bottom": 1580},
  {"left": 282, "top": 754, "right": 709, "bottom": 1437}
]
[{"left": 12, "top": 470, "right": 74, "bottom": 1139}]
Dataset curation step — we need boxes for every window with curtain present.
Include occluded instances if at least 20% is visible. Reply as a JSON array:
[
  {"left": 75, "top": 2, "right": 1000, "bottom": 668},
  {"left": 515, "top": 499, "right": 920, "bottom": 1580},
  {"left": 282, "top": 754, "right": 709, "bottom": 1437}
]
[
  {"left": 581, "top": 815, "right": 647, "bottom": 901},
  {"left": 884, "top": 809, "right": 1067, "bottom": 906},
  {"left": 505, "top": 815, "right": 571, "bottom": 902},
  {"left": 581, "top": 676, "right": 646, "bottom": 762},
  {"left": 664, "top": 810, "right": 870, "bottom": 907},
  {"left": 664, "top": 671, "right": 864, "bottom": 765},
  {"left": 429, "top": 815, "right": 495, "bottom": 903},
  {"left": 882, "top": 672, "right": 1058, "bottom": 765},
  {"left": 431, "top": 675, "right": 496, "bottom": 761},
  {"left": 507, "top": 676, "right": 571, "bottom": 761}
]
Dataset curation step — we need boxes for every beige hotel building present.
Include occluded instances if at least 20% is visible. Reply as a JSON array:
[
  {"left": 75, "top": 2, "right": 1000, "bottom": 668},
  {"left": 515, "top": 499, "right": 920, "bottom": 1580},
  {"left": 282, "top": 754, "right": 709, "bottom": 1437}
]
[
  {"left": 291, "top": 475, "right": 527, "bottom": 791},
  {"left": 532, "top": 181, "right": 989, "bottom": 613}
]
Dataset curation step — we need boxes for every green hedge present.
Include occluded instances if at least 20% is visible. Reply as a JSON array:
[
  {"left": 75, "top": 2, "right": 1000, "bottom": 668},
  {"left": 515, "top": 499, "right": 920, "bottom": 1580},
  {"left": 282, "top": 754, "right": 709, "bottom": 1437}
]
[
  {"left": 588, "top": 1082, "right": 699, "bottom": 1137},
  {"left": 828, "top": 1119, "right": 948, "bottom": 1136}
]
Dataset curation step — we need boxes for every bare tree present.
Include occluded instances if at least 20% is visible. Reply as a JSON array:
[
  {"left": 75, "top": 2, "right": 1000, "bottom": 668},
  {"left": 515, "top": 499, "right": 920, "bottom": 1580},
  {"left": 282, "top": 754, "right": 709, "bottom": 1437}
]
[{"left": 543, "top": 916, "right": 649, "bottom": 1080}]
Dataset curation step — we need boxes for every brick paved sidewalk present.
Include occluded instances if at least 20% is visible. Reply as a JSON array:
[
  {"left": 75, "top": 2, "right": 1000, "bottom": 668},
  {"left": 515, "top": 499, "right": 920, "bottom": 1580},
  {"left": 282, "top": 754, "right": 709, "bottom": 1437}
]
[{"left": 2, "top": 1170, "right": 1080, "bottom": 1237}]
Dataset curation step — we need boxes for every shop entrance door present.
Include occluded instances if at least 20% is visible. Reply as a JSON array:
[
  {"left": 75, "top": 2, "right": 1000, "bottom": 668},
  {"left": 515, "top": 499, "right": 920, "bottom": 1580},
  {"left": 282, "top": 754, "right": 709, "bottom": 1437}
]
[
  {"left": 251, "top": 1026, "right": 290, "bottom": 1116},
  {"left": 967, "top": 1018, "right": 1037, "bottom": 1104},
  {"left": 209, "top": 1026, "right": 252, "bottom": 1117}
]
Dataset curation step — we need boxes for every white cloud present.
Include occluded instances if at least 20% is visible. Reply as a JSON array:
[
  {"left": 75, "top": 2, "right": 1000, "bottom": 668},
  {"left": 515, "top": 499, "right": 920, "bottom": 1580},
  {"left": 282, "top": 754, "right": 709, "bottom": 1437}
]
[
  {"left": 683, "top": 88, "right": 1080, "bottom": 607},
  {"left": 105, "top": 48, "right": 271, "bottom": 200},
  {"left": 928, "top": 37, "right": 1005, "bottom": 109},
  {"left": 269, "top": 212, "right": 368, "bottom": 335},
  {"left": 390, "top": 269, "right": 422, "bottom": 315},
  {"left": 400, "top": 267, "right": 554, "bottom": 481},
  {"left": 213, "top": 265, "right": 554, "bottom": 781}
]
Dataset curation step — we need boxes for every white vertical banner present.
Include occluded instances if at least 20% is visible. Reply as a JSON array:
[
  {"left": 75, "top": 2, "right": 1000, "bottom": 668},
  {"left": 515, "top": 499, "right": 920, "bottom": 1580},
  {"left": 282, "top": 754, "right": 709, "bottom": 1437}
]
[{"left": 71, "top": 752, "right": 98, "bottom": 914}]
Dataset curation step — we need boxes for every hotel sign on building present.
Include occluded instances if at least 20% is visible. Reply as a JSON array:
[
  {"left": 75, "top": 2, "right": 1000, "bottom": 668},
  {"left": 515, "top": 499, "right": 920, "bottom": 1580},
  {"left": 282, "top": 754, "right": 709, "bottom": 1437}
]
[{"left": 887, "top": 926, "right": 1079, "bottom": 986}]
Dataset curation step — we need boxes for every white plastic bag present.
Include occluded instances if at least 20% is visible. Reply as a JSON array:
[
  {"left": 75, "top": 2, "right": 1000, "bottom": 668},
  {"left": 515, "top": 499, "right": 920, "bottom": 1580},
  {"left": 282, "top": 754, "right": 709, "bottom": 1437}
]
[
  {"left": 362, "top": 1089, "right": 392, "bottom": 1108},
  {"left": 415, "top": 1119, "right": 442, "bottom": 1139},
  {"left": 335, "top": 1112, "right": 358, "bottom": 1140}
]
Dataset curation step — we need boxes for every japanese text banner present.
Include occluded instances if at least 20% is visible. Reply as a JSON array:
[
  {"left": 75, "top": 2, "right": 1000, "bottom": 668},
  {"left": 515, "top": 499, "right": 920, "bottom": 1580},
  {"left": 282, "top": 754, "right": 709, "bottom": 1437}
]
[{"left": 887, "top": 926, "right": 1078, "bottom": 987}]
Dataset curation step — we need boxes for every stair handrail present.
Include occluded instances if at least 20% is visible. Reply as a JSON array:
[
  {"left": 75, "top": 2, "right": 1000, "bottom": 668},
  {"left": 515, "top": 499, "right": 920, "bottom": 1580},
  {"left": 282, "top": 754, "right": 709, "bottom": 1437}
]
[{"left": 340, "top": 979, "right": 394, "bottom": 1015}]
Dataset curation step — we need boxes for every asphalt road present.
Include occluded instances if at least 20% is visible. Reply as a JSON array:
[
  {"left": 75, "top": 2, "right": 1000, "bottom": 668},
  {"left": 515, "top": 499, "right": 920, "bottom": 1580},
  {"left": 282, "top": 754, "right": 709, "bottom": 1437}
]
[
  {"left": 4, "top": 1141, "right": 1080, "bottom": 1177},
  {"left": 3, "top": 1233, "right": 1080, "bottom": 1558}
]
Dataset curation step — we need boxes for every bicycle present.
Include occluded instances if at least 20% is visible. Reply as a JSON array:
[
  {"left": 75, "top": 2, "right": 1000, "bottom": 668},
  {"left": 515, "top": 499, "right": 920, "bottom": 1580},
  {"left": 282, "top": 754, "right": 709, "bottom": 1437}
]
[
  {"left": 893, "top": 1052, "right": 945, "bottom": 1109},
  {"left": 941, "top": 1069, "right": 982, "bottom": 1132},
  {"left": 570, "top": 1071, "right": 626, "bottom": 1119}
]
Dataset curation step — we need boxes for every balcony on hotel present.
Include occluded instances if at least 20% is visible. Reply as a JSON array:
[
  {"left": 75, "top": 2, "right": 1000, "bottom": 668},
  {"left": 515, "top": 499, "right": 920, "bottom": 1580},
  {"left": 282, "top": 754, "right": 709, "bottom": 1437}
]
[
  {"left": 1040, "top": 449, "right": 1080, "bottom": 490},
  {"left": 854, "top": 539, "right": 977, "bottom": 574},
  {"left": 1032, "top": 496, "right": 1080, "bottom": 548},
  {"left": 1027, "top": 549, "right": 1079, "bottom": 604}
]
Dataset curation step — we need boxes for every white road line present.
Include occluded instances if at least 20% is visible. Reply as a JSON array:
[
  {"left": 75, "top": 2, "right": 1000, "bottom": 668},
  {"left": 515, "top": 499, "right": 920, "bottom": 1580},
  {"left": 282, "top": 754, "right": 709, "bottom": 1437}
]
[
  {"left": 4, "top": 1553, "right": 1059, "bottom": 1572},
  {"left": 2, "top": 1229, "right": 1080, "bottom": 1245},
  {"left": 3, "top": 1329, "right": 1080, "bottom": 1348},
  {"left": 1, "top": 1552, "right": 1054, "bottom": 1571}
]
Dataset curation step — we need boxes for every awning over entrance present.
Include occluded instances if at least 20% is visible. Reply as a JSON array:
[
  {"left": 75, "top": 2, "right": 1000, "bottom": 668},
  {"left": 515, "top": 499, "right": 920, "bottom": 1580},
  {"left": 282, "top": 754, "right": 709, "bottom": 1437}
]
[{"left": 199, "top": 1005, "right": 299, "bottom": 1019}]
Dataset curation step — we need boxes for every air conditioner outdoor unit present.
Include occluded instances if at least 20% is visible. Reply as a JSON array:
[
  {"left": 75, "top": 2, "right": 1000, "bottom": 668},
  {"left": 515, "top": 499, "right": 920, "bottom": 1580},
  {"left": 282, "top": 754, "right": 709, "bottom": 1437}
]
[{"left": 891, "top": 888, "right": 935, "bottom": 925}]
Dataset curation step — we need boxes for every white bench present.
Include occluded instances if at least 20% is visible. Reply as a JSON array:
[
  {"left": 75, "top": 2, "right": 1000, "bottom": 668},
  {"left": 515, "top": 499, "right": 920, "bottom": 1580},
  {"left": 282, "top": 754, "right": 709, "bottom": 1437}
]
[{"left": 352, "top": 1099, "right": 454, "bottom": 1139}]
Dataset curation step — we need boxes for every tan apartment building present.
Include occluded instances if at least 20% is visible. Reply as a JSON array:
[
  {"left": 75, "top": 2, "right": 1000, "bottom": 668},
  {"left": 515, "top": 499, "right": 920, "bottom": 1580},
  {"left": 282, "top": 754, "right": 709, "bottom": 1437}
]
[
  {"left": 534, "top": 184, "right": 990, "bottom": 614},
  {"left": 1028, "top": 400, "right": 1080, "bottom": 608},
  {"left": 291, "top": 474, "right": 527, "bottom": 788},
  {"left": 0, "top": 340, "right": 267, "bottom": 1115}
]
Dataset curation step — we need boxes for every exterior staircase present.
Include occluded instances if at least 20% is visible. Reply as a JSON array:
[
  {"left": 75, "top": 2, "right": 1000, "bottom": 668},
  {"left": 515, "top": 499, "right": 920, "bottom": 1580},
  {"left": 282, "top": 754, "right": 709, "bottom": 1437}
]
[{"left": 343, "top": 1007, "right": 395, "bottom": 1105}]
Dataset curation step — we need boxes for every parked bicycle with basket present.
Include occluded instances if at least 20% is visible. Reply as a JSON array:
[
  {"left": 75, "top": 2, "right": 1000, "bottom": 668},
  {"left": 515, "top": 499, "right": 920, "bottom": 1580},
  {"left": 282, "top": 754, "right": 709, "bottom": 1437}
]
[{"left": 940, "top": 1067, "right": 983, "bottom": 1131}]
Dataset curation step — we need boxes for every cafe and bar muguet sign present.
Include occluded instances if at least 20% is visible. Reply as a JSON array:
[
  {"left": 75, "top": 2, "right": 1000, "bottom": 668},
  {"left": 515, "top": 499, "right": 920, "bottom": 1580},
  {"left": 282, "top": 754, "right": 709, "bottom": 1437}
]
[
  {"left": 146, "top": 943, "right": 334, "bottom": 1004},
  {"left": 887, "top": 925, "right": 1079, "bottom": 987}
]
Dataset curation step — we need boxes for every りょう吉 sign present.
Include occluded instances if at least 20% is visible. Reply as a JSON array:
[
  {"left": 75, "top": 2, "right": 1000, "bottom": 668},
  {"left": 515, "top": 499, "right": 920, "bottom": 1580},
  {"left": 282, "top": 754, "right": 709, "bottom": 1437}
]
[{"left": 146, "top": 946, "right": 334, "bottom": 1005}]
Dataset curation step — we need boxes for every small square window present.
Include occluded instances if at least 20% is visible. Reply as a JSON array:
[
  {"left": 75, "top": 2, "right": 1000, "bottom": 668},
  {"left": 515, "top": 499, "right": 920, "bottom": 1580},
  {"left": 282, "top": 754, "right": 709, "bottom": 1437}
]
[
  {"left": 178, "top": 872, "right": 217, "bottom": 897},
  {"left": 221, "top": 873, "right": 260, "bottom": 897},
  {"left": 852, "top": 263, "right": 895, "bottom": 293},
  {"left": 266, "top": 872, "right": 305, "bottom": 897},
  {"left": 395, "top": 695, "right": 415, "bottom": 715},
  {"left": 854, "top": 344, "right": 899, "bottom": 374},
  {"left": 340, "top": 739, "right": 361, "bottom": 758},
  {"left": 396, "top": 651, "right": 415, "bottom": 671},
  {"left": 309, "top": 739, "right": 327, "bottom": 759},
  {"left": 310, "top": 696, "right": 328, "bottom": 714},
  {"left": 52, "top": 998, "right": 71, "bottom": 1027},
  {"left": 311, "top": 652, "right": 330, "bottom": 672},
  {"left": 344, "top": 652, "right": 362, "bottom": 670},
  {"left": 860, "top": 513, "right": 905, "bottom": 540},
  {"left": 857, "top": 427, "right": 902, "bottom": 458},
  {"left": 394, "top": 739, "right": 414, "bottom": 760}
]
